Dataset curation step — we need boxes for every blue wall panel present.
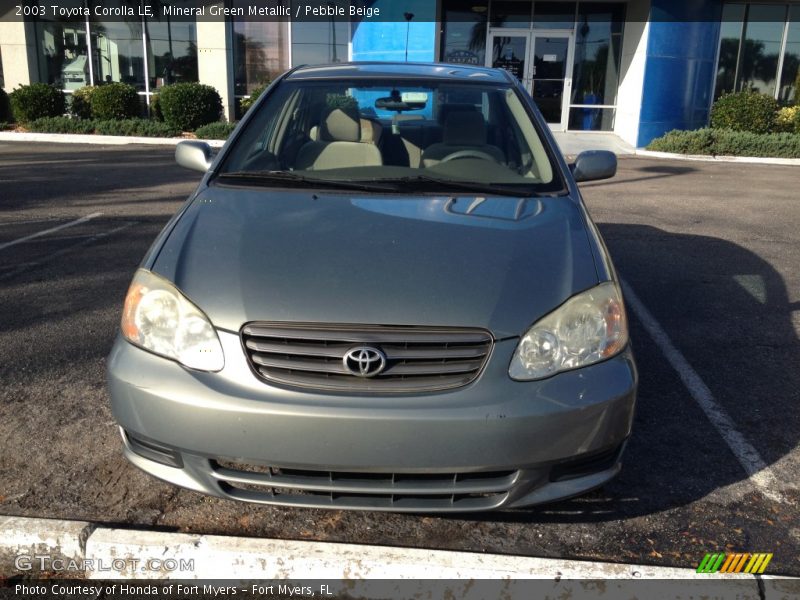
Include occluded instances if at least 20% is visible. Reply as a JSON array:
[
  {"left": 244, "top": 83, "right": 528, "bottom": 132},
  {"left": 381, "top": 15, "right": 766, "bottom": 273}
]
[
  {"left": 637, "top": 0, "right": 723, "bottom": 147},
  {"left": 350, "top": 0, "right": 437, "bottom": 63}
]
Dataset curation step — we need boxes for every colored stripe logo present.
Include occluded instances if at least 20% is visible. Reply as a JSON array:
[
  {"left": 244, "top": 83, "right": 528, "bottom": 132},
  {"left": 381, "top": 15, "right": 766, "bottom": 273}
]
[{"left": 697, "top": 553, "right": 773, "bottom": 574}]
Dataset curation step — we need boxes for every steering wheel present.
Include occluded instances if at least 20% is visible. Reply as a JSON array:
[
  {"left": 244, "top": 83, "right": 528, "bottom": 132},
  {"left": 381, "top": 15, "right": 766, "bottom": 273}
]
[{"left": 440, "top": 149, "right": 498, "bottom": 163}]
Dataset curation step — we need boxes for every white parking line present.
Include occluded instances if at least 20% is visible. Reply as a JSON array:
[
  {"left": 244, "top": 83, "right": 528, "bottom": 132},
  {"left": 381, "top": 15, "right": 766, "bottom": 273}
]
[
  {"left": 621, "top": 279, "right": 787, "bottom": 505},
  {"left": 0, "top": 212, "right": 102, "bottom": 251}
]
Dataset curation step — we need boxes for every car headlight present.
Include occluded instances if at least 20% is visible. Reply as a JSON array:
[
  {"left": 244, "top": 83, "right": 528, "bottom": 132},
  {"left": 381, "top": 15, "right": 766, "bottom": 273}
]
[
  {"left": 120, "top": 269, "right": 224, "bottom": 371},
  {"left": 509, "top": 282, "right": 628, "bottom": 381}
]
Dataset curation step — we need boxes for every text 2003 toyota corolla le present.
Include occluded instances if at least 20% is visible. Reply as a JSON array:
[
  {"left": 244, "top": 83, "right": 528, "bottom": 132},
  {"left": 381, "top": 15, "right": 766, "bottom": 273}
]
[{"left": 107, "top": 62, "right": 637, "bottom": 512}]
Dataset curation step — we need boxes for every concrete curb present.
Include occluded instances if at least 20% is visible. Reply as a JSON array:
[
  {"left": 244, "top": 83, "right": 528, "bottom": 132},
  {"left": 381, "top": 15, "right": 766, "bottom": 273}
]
[
  {"left": 2, "top": 131, "right": 799, "bottom": 165},
  {"left": 634, "top": 148, "right": 800, "bottom": 166},
  {"left": 0, "top": 516, "right": 92, "bottom": 573},
  {"left": 1, "top": 515, "right": 796, "bottom": 586},
  {"left": 0, "top": 131, "right": 226, "bottom": 148},
  {"left": 85, "top": 527, "right": 712, "bottom": 580}
]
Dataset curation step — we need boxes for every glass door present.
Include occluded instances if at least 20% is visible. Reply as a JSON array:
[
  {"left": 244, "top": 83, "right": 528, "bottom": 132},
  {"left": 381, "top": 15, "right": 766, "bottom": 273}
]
[
  {"left": 530, "top": 32, "right": 573, "bottom": 130},
  {"left": 487, "top": 30, "right": 574, "bottom": 130},
  {"left": 488, "top": 31, "right": 532, "bottom": 91}
]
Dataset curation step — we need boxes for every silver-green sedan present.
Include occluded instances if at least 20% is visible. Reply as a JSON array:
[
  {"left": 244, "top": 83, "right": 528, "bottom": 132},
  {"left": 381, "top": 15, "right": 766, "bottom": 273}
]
[{"left": 107, "top": 62, "right": 637, "bottom": 512}]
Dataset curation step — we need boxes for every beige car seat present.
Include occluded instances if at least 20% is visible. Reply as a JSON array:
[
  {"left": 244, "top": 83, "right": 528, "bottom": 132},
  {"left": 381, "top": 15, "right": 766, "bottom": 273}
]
[
  {"left": 296, "top": 108, "right": 383, "bottom": 170},
  {"left": 421, "top": 111, "right": 505, "bottom": 168}
]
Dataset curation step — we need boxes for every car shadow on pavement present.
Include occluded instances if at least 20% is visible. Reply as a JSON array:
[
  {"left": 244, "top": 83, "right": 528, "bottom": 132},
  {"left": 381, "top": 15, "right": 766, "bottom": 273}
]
[{"left": 456, "top": 223, "right": 800, "bottom": 523}]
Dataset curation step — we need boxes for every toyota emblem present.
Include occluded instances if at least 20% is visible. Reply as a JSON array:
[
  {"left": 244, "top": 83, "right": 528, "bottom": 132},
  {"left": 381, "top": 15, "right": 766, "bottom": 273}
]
[{"left": 343, "top": 346, "right": 387, "bottom": 378}]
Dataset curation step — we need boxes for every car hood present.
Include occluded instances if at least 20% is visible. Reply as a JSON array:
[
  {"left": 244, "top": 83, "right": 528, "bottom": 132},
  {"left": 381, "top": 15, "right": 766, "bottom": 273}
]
[{"left": 151, "top": 185, "right": 600, "bottom": 338}]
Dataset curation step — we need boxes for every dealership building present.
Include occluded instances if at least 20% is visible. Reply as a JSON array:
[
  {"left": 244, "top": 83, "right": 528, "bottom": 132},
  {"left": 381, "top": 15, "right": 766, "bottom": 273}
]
[{"left": 1, "top": 0, "right": 798, "bottom": 147}]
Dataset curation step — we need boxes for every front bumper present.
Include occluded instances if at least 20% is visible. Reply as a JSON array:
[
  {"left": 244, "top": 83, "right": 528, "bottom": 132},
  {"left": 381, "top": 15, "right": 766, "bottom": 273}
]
[{"left": 107, "top": 330, "right": 637, "bottom": 512}]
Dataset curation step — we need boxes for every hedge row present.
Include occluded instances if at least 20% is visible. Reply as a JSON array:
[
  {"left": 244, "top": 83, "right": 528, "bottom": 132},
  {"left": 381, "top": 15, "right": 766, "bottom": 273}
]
[
  {"left": 26, "top": 116, "right": 180, "bottom": 138},
  {"left": 194, "top": 121, "right": 237, "bottom": 140},
  {"left": 711, "top": 91, "right": 800, "bottom": 134},
  {"left": 7, "top": 82, "right": 223, "bottom": 131},
  {"left": 647, "top": 128, "right": 800, "bottom": 158}
]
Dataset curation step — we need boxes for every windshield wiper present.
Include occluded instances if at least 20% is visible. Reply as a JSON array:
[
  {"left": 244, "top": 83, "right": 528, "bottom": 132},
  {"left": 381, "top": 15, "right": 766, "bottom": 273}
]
[
  {"left": 217, "top": 171, "right": 396, "bottom": 193},
  {"left": 355, "top": 175, "right": 534, "bottom": 198}
]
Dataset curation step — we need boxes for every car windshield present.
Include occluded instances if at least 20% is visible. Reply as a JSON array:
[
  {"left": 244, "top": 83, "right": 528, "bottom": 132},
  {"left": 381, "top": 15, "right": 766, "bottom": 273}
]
[{"left": 217, "top": 77, "right": 564, "bottom": 195}]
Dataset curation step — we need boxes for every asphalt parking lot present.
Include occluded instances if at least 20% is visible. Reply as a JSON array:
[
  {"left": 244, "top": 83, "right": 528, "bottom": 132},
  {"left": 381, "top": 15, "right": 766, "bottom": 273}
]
[{"left": 0, "top": 142, "right": 798, "bottom": 576}]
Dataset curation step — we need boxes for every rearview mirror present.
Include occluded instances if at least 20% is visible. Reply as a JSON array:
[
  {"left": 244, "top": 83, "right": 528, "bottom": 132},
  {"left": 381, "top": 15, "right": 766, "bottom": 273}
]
[
  {"left": 570, "top": 150, "right": 617, "bottom": 183},
  {"left": 176, "top": 141, "right": 214, "bottom": 173}
]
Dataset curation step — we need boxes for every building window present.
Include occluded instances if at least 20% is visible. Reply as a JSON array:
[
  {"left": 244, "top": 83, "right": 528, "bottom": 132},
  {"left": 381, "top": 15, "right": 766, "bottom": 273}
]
[
  {"left": 715, "top": 3, "right": 799, "bottom": 104},
  {"left": 232, "top": 19, "right": 290, "bottom": 96},
  {"left": 715, "top": 3, "right": 746, "bottom": 99},
  {"left": 31, "top": 0, "right": 198, "bottom": 108},
  {"left": 779, "top": 6, "right": 800, "bottom": 104},
  {"left": 490, "top": 0, "right": 534, "bottom": 28},
  {"left": 440, "top": 0, "right": 488, "bottom": 65},
  {"left": 569, "top": 2, "right": 624, "bottom": 131},
  {"left": 146, "top": 20, "right": 198, "bottom": 90},
  {"left": 533, "top": 2, "right": 576, "bottom": 30},
  {"left": 91, "top": 18, "right": 145, "bottom": 90},
  {"left": 33, "top": 9, "right": 89, "bottom": 90},
  {"left": 290, "top": 0, "right": 349, "bottom": 66}
]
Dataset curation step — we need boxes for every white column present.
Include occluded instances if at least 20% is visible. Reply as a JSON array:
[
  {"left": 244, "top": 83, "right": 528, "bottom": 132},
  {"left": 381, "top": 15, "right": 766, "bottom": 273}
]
[
  {"left": 0, "top": 20, "right": 39, "bottom": 91},
  {"left": 196, "top": 9, "right": 234, "bottom": 121},
  {"left": 614, "top": 0, "right": 651, "bottom": 147}
]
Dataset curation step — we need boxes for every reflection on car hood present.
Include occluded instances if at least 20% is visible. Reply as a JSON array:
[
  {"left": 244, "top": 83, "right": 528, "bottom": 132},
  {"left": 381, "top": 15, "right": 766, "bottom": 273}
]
[{"left": 151, "top": 187, "right": 600, "bottom": 338}]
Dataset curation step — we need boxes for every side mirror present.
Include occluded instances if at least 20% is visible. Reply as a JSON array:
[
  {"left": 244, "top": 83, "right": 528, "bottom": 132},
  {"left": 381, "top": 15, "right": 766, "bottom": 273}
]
[
  {"left": 176, "top": 141, "right": 214, "bottom": 173},
  {"left": 570, "top": 150, "right": 617, "bottom": 183}
]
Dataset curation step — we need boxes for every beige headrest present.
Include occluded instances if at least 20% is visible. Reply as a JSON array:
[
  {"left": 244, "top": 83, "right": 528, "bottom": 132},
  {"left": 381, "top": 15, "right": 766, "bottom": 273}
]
[{"left": 321, "top": 108, "right": 361, "bottom": 142}]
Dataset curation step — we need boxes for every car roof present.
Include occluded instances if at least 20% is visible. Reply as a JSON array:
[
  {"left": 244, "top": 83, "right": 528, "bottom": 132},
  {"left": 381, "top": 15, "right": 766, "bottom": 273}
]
[{"left": 286, "top": 62, "right": 515, "bottom": 84}]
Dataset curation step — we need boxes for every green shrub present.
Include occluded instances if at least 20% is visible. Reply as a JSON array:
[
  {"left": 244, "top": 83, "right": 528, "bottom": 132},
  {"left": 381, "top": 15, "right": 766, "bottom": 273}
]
[
  {"left": 90, "top": 82, "right": 140, "bottom": 120},
  {"left": 647, "top": 128, "right": 800, "bottom": 158},
  {"left": 27, "top": 116, "right": 97, "bottom": 134},
  {"left": 646, "top": 128, "right": 715, "bottom": 154},
  {"left": 0, "top": 88, "right": 10, "bottom": 122},
  {"left": 69, "top": 86, "right": 96, "bottom": 119},
  {"left": 194, "top": 121, "right": 237, "bottom": 140},
  {"left": 149, "top": 93, "right": 163, "bottom": 121},
  {"left": 158, "top": 82, "right": 222, "bottom": 131},
  {"left": 710, "top": 91, "right": 779, "bottom": 134},
  {"left": 0, "top": 122, "right": 8, "bottom": 131},
  {"left": 9, "top": 83, "right": 65, "bottom": 123},
  {"left": 94, "top": 118, "right": 179, "bottom": 137},
  {"left": 775, "top": 106, "right": 800, "bottom": 133},
  {"left": 240, "top": 82, "right": 269, "bottom": 113}
]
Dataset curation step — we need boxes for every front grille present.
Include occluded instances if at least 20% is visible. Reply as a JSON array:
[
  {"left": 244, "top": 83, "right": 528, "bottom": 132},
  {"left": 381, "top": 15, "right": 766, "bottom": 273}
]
[
  {"left": 241, "top": 323, "right": 493, "bottom": 393},
  {"left": 210, "top": 460, "right": 516, "bottom": 511}
]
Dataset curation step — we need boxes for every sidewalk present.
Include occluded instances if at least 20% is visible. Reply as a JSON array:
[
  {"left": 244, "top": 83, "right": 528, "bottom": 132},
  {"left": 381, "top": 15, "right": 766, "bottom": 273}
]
[{"left": 552, "top": 131, "right": 636, "bottom": 156}]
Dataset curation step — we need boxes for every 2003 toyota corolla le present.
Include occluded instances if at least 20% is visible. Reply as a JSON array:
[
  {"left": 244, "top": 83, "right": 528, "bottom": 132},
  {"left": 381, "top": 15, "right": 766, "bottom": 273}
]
[{"left": 107, "top": 62, "right": 637, "bottom": 512}]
